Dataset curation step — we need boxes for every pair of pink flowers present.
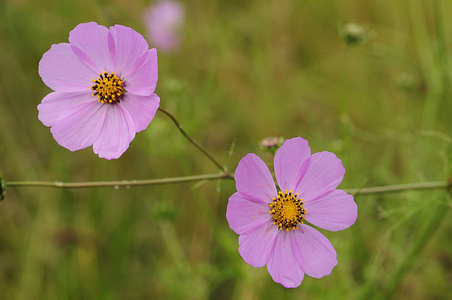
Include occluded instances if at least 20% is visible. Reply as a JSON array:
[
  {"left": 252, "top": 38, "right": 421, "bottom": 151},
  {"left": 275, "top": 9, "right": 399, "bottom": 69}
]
[{"left": 38, "top": 22, "right": 357, "bottom": 289}]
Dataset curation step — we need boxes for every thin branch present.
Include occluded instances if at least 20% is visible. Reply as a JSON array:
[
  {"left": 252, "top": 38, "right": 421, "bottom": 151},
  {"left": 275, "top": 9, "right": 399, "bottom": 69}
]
[
  {"left": 344, "top": 181, "right": 450, "bottom": 196},
  {"left": 158, "top": 107, "right": 226, "bottom": 172},
  {"left": 5, "top": 173, "right": 233, "bottom": 189},
  {"left": 4, "top": 176, "right": 451, "bottom": 197}
]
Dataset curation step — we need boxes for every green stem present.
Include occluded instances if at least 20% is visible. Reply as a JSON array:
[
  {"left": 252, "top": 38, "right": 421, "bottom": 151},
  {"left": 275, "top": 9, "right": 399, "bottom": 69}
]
[
  {"left": 432, "top": 0, "right": 451, "bottom": 130},
  {"left": 340, "top": 45, "right": 351, "bottom": 114},
  {"left": 4, "top": 177, "right": 451, "bottom": 196},
  {"left": 433, "top": 0, "right": 449, "bottom": 100},
  {"left": 344, "top": 180, "right": 450, "bottom": 195},
  {"left": 5, "top": 173, "right": 233, "bottom": 189},
  {"left": 158, "top": 107, "right": 226, "bottom": 172}
]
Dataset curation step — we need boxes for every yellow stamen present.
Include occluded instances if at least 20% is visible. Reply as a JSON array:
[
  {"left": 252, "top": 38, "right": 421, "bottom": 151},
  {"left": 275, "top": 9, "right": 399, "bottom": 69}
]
[
  {"left": 90, "top": 72, "right": 124, "bottom": 104},
  {"left": 269, "top": 189, "right": 306, "bottom": 231}
]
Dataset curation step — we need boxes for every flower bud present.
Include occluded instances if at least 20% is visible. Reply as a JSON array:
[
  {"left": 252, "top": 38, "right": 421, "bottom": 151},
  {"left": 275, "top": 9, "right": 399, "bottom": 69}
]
[
  {"left": 340, "top": 23, "right": 368, "bottom": 46},
  {"left": 260, "top": 136, "right": 284, "bottom": 154}
]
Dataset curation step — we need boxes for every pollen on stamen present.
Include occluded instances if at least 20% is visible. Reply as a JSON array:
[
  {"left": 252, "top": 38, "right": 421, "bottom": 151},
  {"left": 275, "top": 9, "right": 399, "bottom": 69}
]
[
  {"left": 269, "top": 189, "right": 306, "bottom": 231},
  {"left": 90, "top": 71, "right": 125, "bottom": 104}
]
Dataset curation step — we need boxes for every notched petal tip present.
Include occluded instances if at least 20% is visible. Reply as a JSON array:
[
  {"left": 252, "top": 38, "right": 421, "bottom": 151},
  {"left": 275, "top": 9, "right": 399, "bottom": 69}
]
[
  {"left": 92, "top": 104, "right": 136, "bottom": 160},
  {"left": 267, "top": 231, "right": 305, "bottom": 288},
  {"left": 295, "top": 151, "right": 346, "bottom": 199},
  {"left": 68, "top": 22, "right": 113, "bottom": 73},
  {"left": 95, "top": 148, "right": 129, "bottom": 160},
  {"left": 293, "top": 225, "right": 338, "bottom": 279}
]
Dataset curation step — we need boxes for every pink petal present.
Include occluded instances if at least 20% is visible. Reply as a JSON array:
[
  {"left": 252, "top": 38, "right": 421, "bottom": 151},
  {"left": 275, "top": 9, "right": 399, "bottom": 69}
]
[
  {"left": 292, "top": 224, "right": 337, "bottom": 279},
  {"left": 120, "top": 93, "right": 160, "bottom": 132},
  {"left": 304, "top": 190, "right": 357, "bottom": 231},
  {"left": 71, "top": 45, "right": 99, "bottom": 75},
  {"left": 143, "top": 0, "right": 184, "bottom": 52},
  {"left": 107, "top": 32, "right": 116, "bottom": 70},
  {"left": 92, "top": 104, "right": 136, "bottom": 160},
  {"left": 295, "top": 151, "right": 345, "bottom": 199},
  {"left": 38, "top": 92, "right": 95, "bottom": 127},
  {"left": 50, "top": 101, "right": 107, "bottom": 152},
  {"left": 108, "top": 25, "right": 151, "bottom": 78},
  {"left": 274, "top": 137, "right": 311, "bottom": 192},
  {"left": 68, "top": 22, "right": 113, "bottom": 72},
  {"left": 124, "top": 49, "right": 158, "bottom": 96},
  {"left": 38, "top": 43, "right": 97, "bottom": 92},
  {"left": 234, "top": 153, "right": 277, "bottom": 204},
  {"left": 148, "top": 31, "right": 180, "bottom": 52},
  {"left": 226, "top": 192, "right": 272, "bottom": 235},
  {"left": 267, "top": 231, "right": 305, "bottom": 288},
  {"left": 238, "top": 221, "right": 278, "bottom": 268}
]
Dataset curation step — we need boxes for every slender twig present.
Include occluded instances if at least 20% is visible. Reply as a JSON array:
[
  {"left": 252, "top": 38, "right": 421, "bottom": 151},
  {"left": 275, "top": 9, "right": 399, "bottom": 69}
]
[
  {"left": 3, "top": 177, "right": 451, "bottom": 197},
  {"left": 344, "top": 181, "right": 450, "bottom": 196},
  {"left": 158, "top": 107, "right": 226, "bottom": 172},
  {"left": 5, "top": 173, "right": 233, "bottom": 189}
]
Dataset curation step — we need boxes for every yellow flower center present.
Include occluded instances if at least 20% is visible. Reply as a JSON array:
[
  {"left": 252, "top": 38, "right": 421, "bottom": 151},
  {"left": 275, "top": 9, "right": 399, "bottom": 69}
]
[
  {"left": 91, "top": 71, "right": 124, "bottom": 104},
  {"left": 269, "top": 190, "right": 306, "bottom": 231}
]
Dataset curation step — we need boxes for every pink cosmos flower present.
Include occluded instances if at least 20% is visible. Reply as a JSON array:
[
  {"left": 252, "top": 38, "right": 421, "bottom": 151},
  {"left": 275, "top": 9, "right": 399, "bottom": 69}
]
[
  {"left": 38, "top": 22, "right": 159, "bottom": 159},
  {"left": 226, "top": 137, "right": 358, "bottom": 288},
  {"left": 143, "top": 0, "right": 184, "bottom": 52}
]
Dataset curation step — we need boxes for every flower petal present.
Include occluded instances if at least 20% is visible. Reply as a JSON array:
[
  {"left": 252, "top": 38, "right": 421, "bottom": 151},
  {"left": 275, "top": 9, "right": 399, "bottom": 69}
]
[
  {"left": 108, "top": 25, "right": 151, "bottom": 78},
  {"left": 292, "top": 224, "right": 337, "bottom": 278},
  {"left": 68, "top": 22, "right": 113, "bottom": 72},
  {"left": 71, "top": 45, "right": 99, "bottom": 75},
  {"left": 50, "top": 101, "right": 106, "bottom": 151},
  {"left": 144, "top": 0, "right": 184, "bottom": 52},
  {"left": 226, "top": 192, "right": 272, "bottom": 235},
  {"left": 38, "top": 92, "right": 95, "bottom": 127},
  {"left": 234, "top": 153, "right": 277, "bottom": 203},
  {"left": 120, "top": 93, "right": 160, "bottom": 132},
  {"left": 123, "top": 49, "right": 158, "bottom": 96},
  {"left": 304, "top": 190, "right": 357, "bottom": 231},
  {"left": 274, "top": 137, "right": 311, "bottom": 192},
  {"left": 38, "top": 43, "right": 97, "bottom": 92},
  {"left": 267, "top": 231, "right": 305, "bottom": 288},
  {"left": 295, "top": 151, "right": 345, "bottom": 199},
  {"left": 238, "top": 221, "right": 278, "bottom": 268},
  {"left": 92, "top": 104, "right": 136, "bottom": 160}
]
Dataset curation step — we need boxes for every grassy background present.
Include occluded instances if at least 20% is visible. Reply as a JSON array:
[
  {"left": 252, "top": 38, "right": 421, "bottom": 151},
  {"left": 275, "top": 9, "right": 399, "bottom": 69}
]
[{"left": 1, "top": 0, "right": 452, "bottom": 299}]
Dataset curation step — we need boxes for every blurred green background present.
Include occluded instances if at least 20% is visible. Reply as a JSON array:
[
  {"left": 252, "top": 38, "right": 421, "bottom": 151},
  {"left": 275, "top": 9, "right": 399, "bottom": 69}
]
[{"left": 1, "top": 0, "right": 452, "bottom": 299}]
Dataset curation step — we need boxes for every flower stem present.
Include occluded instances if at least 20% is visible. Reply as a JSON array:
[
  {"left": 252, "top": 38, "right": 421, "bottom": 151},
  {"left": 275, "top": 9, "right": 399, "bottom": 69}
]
[
  {"left": 158, "top": 107, "right": 226, "bottom": 172},
  {"left": 5, "top": 173, "right": 233, "bottom": 189},
  {"left": 3, "top": 176, "right": 451, "bottom": 195},
  {"left": 344, "top": 180, "right": 451, "bottom": 196}
]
